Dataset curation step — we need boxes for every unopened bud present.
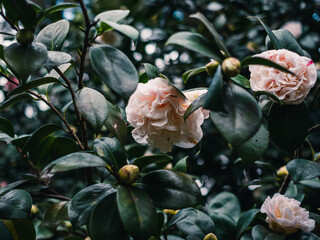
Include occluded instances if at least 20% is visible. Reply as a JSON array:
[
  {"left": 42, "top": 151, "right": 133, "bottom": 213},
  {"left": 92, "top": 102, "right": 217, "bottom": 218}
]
[
  {"left": 221, "top": 57, "right": 241, "bottom": 77},
  {"left": 204, "top": 233, "right": 218, "bottom": 240},
  {"left": 163, "top": 209, "right": 177, "bottom": 215},
  {"left": 64, "top": 220, "right": 72, "bottom": 228},
  {"left": 31, "top": 205, "right": 39, "bottom": 215},
  {"left": 206, "top": 60, "right": 220, "bottom": 77},
  {"left": 277, "top": 165, "right": 288, "bottom": 177},
  {"left": 16, "top": 29, "right": 34, "bottom": 46},
  {"left": 118, "top": 164, "right": 140, "bottom": 184}
]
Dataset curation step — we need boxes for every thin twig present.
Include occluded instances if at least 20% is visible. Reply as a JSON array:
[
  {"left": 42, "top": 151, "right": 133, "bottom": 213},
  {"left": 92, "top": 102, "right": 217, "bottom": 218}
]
[
  {"left": 0, "top": 7, "right": 18, "bottom": 31},
  {"left": 308, "top": 124, "right": 320, "bottom": 135}
]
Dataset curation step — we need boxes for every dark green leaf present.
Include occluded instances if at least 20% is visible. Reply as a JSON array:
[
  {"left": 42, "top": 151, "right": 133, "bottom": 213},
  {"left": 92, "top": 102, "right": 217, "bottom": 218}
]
[
  {"left": 207, "top": 191, "right": 241, "bottom": 222},
  {"left": 10, "top": 134, "right": 30, "bottom": 149},
  {"left": 69, "top": 183, "right": 116, "bottom": 228},
  {"left": 173, "top": 156, "right": 188, "bottom": 173},
  {"left": 254, "top": 91, "right": 282, "bottom": 105},
  {"left": 0, "top": 117, "right": 14, "bottom": 137},
  {"left": 50, "top": 137, "right": 82, "bottom": 160},
  {"left": 42, "top": 152, "right": 107, "bottom": 174},
  {"left": 1, "top": 219, "right": 36, "bottom": 240},
  {"left": 133, "top": 154, "right": 172, "bottom": 172},
  {"left": 93, "top": 137, "right": 127, "bottom": 171},
  {"left": 182, "top": 66, "right": 206, "bottom": 83},
  {"left": 285, "top": 181, "right": 305, "bottom": 202},
  {"left": 166, "top": 32, "right": 222, "bottom": 60},
  {"left": 0, "top": 220, "right": 13, "bottom": 240},
  {"left": 22, "top": 124, "right": 62, "bottom": 153},
  {"left": 210, "top": 84, "right": 262, "bottom": 148},
  {"left": 117, "top": 185, "right": 158, "bottom": 239},
  {"left": 135, "top": 170, "right": 202, "bottom": 209},
  {"left": 210, "top": 213, "right": 237, "bottom": 240},
  {"left": 101, "top": 21, "right": 139, "bottom": 40},
  {"left": 268, "top": 102, "right": 309, "bottom": 153},
  {"left": 36, "top": 20, "right": 69, "bottom": 51},
  {"left": 39, "top": 3, "right": 79, "bottom": 23},
  {"left": 287, "top": 159, "right": 320, "bottom": 183},
  {"left": 0, "top": 180, "right": 29, "bottom": 196},
  {"left": 0, "top": 190, "right": 32, "bottom": 219},
  {"left": 231, "top": 74, "right": 251, "bottom": 89},
  {"left": 75, "top": 87, "right": 109, "bottom": 132},
  {"left": 241, "top": 234, "right": 254, "bottom": 240},
  {"left": 29, "top": 135, "right": 55, "bottom": 168},
  {"left": 143, "top": 63, "right": 160, "bottom": 80},
  {"left": 176, "top": 210, "right": 215, "bottom": 239},
  {"left": 236, "top": 209, "right": 260, "bottom": 239},
  {"left": 167, "top": 208, "right": 196, "bottom": 228},
  {"left": 45, "top": 51, "right": 72, "bottom": 67},
  {"left": 251, "top": 225, "right": 285, "bottom": 240},
  {"left": 90, "top": 45, "right": 138, "bottom": 100},
  {"left": 43, "top": 201, "right": 68, "bottom": 230},
  {"left": 184, "top": 93, "right": 206, "bottom": 121}
]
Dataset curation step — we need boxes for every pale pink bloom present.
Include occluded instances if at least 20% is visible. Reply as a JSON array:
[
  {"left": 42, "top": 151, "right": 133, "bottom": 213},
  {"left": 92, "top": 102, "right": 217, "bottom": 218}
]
[
  {"left": 125, "top": 77, "right": 209, "bottom": 153},
  {"left": 261, "top": 193, "right": 315, "bottom": 235},
  {"left": 281, "top": 21, "right": 303, "bottom": 39},
  {"left": 249, "top": 49, "right": 317, "bottom": 104}
]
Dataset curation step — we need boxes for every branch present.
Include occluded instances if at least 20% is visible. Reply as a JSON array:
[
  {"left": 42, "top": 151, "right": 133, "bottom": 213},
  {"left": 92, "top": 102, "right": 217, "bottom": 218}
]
[
  {"left": 0, "top": 6, "right": 18, "bottom": 31},
  {"left": 308, "top": 124, "right": 320, "bottom": 135}
]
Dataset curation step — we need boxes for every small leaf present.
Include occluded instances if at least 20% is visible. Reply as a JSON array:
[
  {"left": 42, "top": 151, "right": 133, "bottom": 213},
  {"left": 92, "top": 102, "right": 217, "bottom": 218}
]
[
  {"left": 0, "top": 190, "right": 32, "bottom": 219},
  {"left": 38, "top": 3, "right": 79, "bottom": 23},
  {"left": 133, "top": 155, "right": 172, "bottom": 172},
  {"left": 143, "top": 63, "right": 160, "bottom": 80},
  {"left": 45, "top": 51, "right": 72, "bottom": 67},
  {"left": 166, "top": 32, "right": 222, "bottom": 60},
  {"left": 182, "top": 66, "right": 206, "bottom": 83},
  {"left": 236, "top": 209, "right": 260, "bottom": 239},
  {"left": 135, "top": 170, "right": 202, "bottom": 209},
  {"left": 117, "top": 185, "right": 158, "bottom": 239},
  {"left": 0, "top": 117, "right": 14, "bottom": 137},
  {"left": 42, "top": 152, "right": 107, "bottom": 174},
  {"left": 0, "top": 94, "right": 34, "bottom": 111},
  {"left": 94, "top": 10, "right": 130, "bottom": 24},
  {"left": 184, "top": 93, "right": 206, "bottom": 121},
  {"left": 231, "top": 74, "right": 250, "bottom": 89},
  {"left": 36, "top": 19, "right": 70, "bottom": 50},
  {"left": 167, "top": 208, "right": 196, "bottom": 228},
  {"left": 75, "top": 87, "right": 109, "bottom": 132},
  {"left": 101, "top": 21, "right": 139, "bottom": 41},
  {"left": 43, "top": 201, "right": 68, "bottom": 230},
  {"left": 173, "top": 156, "right": 188, "bottom": 173},
  {"left": 210, "top": 213, "right": 237, "bottom": 240},
  {"left": 287, "top": 159, "right": 320, "bottom": 183}
]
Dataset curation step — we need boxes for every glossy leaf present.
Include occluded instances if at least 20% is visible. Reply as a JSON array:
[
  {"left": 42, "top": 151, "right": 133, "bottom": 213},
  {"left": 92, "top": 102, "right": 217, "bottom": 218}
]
[
  {"left": 254, "top": 91, "right": 282, "bottom": 105},
  {"left": 94, "top": 10, "right": 130, "bottom": 25},
  {"left": 69, "top": 183, "right": 116, "bottom": 228},
  {"left": 166, "top": 32, "right": 222, "bottom": 60},
  {"left": 167, "top": 208, "right": 197, "bottom": 228},
  {"left": 117, "top": 185, "right": 158, "bottom": 239},
  {"left": 268, "top": 102, "right": 309, "bottom": 153},
  {"left": 45, "top": 51, "right": 72, "bottom": 67},
  {"left": 29, "top": 135, "right": 55, "bottom": 168},
  {"left": 251, "top": 225, "right": 285, "bottom": 240},
  {"left": 75, "top": 87, "right": 109, "bottom": 132},
  {"left": 0, "top": 190, "right": 32, "bottom": 219},
  {"left": 210, "top": 84, "right": 262, "bottom": 148},
  {"left": 133, "top": 154, "right": 172, "bottom": 171},
  {"left": 210, "top": 213, "right": 237, "bottom": 240},
  {"left": 231, "top": 74, "right": 251, "bottom": 89},
  {"left": 93, "top": 137, "right": 127, "bottom": 171},
  {"left": 287, "top": 159, "right": 320, "bottom": 183},
  {"left": 90, "top": 45, "right": 138, "bottom": 100},
  {"left": 0, "top": 94, "right": 34, "bottom": 111},
  {"left": 135, "top": 170, "right": 202, "bottom": 209},
  {"left": 1, "top": 219, "right": 36, "bottom": 240},
  {"left": 184, "top": 93, "right": 206, "bottom": 121},
  {"left": 173, "top": 156, "right": 188, "bottom": 173},
  {"left": 144, "top": 63, "right": 160, "bottom": 80},
  {"left": 236, "top": 209, "right": 260, "bottom": 239},
  {"left": 42, "top": 152, "right": 107, "bottom": 174},
  {"left": 38, "top": 3, "right": 79, "bottom": 23},
  {"left": 101, "top": 21, "right": 139, "bottom": 40},
  {"left": 36, "top": 20, "right": 70, "bottom": 51},
  {"left": 182, "top": 66, "right": 206, "bottom": 83},
  {"left": 0, "top": 220, "right": 13, "bottom": 240},
  {"left": 43, "top": 201, "right": 68, "bottom": 229},
  {"left": 50, "top": 137, "right": 82, "bottom": 160},
  {"left": 0, "top": 117, "right": 14, "bottom": 137},
  {"left": 207, "top": 191, "right": 241, "bottom": 221},
  {"left": 0, "top": 180, "right": 29, "bottom": 196}
]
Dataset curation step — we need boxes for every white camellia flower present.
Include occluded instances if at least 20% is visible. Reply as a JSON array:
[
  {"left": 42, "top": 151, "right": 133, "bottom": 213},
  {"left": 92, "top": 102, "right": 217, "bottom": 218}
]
[
  {"left": 125, "top": 77, "right": 209, "bottom": 153},
  {"left": 261, "top": 193, "right": 315, "bottom": 235},
  {"left": 249, "top": 49, "right": 317, "bottom": 104}
]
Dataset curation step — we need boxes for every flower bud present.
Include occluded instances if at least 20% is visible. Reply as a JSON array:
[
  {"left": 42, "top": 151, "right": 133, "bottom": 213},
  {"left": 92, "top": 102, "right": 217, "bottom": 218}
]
[
  {"left": 221, "top": 57, "right": 241, "bottom": 77},
  {"left": 163, "top": 209, "right": 177, "bottom": 215},
  {"left": 203, "top": 233, "right": 218, "bottom": 240},
  {"left": 16, "top": 29, "right": 34, "bottom": 46},
  {"left": 30, "top": 205, "right": 39, "bottom": 215},
  {"left": 118, "top": 164, "right": 140, "bottom": 184},
  {"left": 277, "top": 165, "right": 288, "bottom": 177},
  {"left": 206, "top": 60, "right": 220, "bottom": 77}
]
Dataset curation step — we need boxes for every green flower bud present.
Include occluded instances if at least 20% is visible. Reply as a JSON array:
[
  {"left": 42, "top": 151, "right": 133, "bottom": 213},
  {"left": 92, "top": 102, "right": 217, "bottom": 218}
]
[
  {"left": 16, "top": 29, "right": 34, "bottom": 46},
  {"left": 221, "top": 57, "right": 241, "bottom": 77},
  {"left": 206, "top": 60, "right": 220, "bottom": 77},
  {"left": 203, "top": 233, "right": 218, "bottom": 240},
  {"left": 30, "top": 204, "right": 39, "bottom": 215},
  {"left": 118, "top": 164, "right": 140, "bottom": 184}
]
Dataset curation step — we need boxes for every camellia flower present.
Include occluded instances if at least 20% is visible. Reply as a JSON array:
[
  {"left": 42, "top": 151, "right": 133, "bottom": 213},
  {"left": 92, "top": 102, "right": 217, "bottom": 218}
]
[
  {"left": 249, "top": 49, "right": 317, "bottom": 104},
  {"left": 125, "top": 77, "right": 209, "bottom": 153},
  {"left": 260, "top": 193, "right": 315, "bottom": 235}
]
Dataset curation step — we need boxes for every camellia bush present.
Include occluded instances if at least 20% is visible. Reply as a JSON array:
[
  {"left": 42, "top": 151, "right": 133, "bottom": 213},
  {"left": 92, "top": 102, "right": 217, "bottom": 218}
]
[{"left": 0, "top": 0, "right": 320, "bottom": 240}]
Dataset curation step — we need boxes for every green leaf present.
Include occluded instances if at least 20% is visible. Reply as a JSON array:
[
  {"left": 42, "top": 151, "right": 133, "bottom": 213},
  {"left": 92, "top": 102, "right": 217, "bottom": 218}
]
[
  {"left": 236, "top": 209, "right": 260, "bottom": 239},
  {"left": 176, "top": 210, "right": 215, "bottom": 239},
  {"left": 254, "top": 91, "right": 282, "bottom": 105},
  {"left": 38, "top": 3, "right": 79, "bottom": 23},
  {"left": 182, "top": 66, "right": 206, "bottom": 83},
  {"left": 90, "top": 45, "right": 138, "bottom": 100},
  {"left": 36, "top": 20, "right": 70, "bottom": 51},
  {"left": 43, "top": 201, "right": 68, "bottom": 230},
  {"left": 0, "top": 221, "right": 13, "bottom": 240},
  {"left": 89, "top": 190, "right": 126, "bottom": 240},
  {"left": 133, "top": 154, "right": 172, "bottom": 172},
  {"left": 241, "top": 56, "right": 295, "bottom": 76},
  {"left": 104, "top": 103, "right": 127, "bottom": 145},
  {"left": 50, "top": 137, "right": 82, "bottom": 160},
  {"left": 117, "top": 185, "right": 158, "bottom": 239},
  {"left": 166, "top": 32, "right": 222, "bottom": 60},
  {"left": 207, "top": 191, "right": 241, "bottom": 222},
  {"left": 143, "top": 63, "right": 160, "bottom": 80},
  {"left": 210, "top": 213, "right": 237, "bottom": 240},
  {"left": 203, "top": 65, "right": 225, "bottom": 112},
  {"left": 251, "top": 225, "right": 285, "bottom": 240},
  {"left": 93, "top": 137, "right": 127, "bottom": 171},
  {"left": 75, "top": 87, "right": 109, "bottom": 132},
  {"left": 0, "top": 94, "right": 34, "bottom": 111},
  {"left": 265, "top": 29, "right": 304, "bottom": 56},
  {"left": 184, "top": 93, "right": 206, "bottom": 121},
  {"left": 241, "top": 234, "right": 254, "bottom": 240},
  {"left": 190, "top": 12, "right": 230, "bottom": 57},
  {"left": 0, "top": 190, "right": 32, "bottom": 219},
  {"left": 237, "top": 124, "right": 269, "bottom": 166},
  {"left": 173, "top": 156, "right": 188, "bottom": 173},
  {"left": 231, "top": 74, "right": 251, "bottom": 89},
  {"left": 210, "top": 84, "right": 262, "bottom": 148},
  {"left": 0, "top": 117, "right": 14, "bottom": 137},
  {"left": 7, "top": 77, "right": 62, "bottom": 98},
  {"left": 94, "top": 10, "right": 130, "bottom": 25},
  {"left": 249, "top": 17, "right": 283, "bottom": 50},
  {"left": 68, "top": 183, "right": 116, "bottom": 228},
  {"left": 22, "top": 124, "right": 62, "bottom": 153},
  {"left": 4, "top": 42, "right": 48, "bottom": 81},
  {"left": 167, "top": 208, "right": 197, "bottom": 228},
  {"left": 101, "top": 21, "right": 139, "bottom": 41},
  {"left": 135, "top": 170, "right": 202, "bottom": 209},
  {"left": 0, "top": 180, "right": 29, "bottom": 196},
  {"left": 285, "top": 181, "right": 305, "bottom": 202},
  {"left": 1, "top": 219, "right": 36, "bottom": 240},
  {"left": 268, "top": 102, "right": 309, "bottom": 153},
  {"left": 287, "top": 159, "right": 320, "bottom": 183},
  {"left": 42, "top": 152, "right": 107, "bottom": 174},
  {"left": 29, "top": 135, "right": 56, "bottom": 168},
  {"left": 45, "top": 51, "right": 72, "bottom": 68}
]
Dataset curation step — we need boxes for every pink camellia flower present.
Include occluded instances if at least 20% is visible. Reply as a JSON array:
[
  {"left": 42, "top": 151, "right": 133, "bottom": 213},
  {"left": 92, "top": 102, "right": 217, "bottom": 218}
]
[
  {"left": 249, "top": 49, "right": 317, "bottom": 104},
  {"left": 261, "top": 193, "right": 315, "bottom": 235},
  {"left": 125, "top": 77, "right": 209, "bottom": 153}
]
